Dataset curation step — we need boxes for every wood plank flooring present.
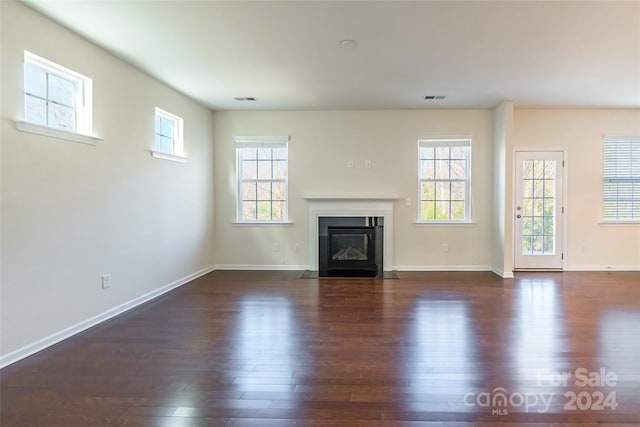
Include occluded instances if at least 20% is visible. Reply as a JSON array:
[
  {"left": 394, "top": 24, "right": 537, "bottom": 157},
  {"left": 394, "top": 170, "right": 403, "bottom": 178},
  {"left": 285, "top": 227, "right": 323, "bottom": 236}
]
[{"left": 2, "top": 270, "right": 640, "bottom": 426}]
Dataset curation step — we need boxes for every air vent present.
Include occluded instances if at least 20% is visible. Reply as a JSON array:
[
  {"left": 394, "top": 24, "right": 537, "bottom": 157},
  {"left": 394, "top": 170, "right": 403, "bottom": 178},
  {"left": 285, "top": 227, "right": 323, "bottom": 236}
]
[
  {"left": 424, "top": 95, "right": 446, "bottom": 100},
  {"left": 234, "top": 97, "right": 258, "bottom": 101}
]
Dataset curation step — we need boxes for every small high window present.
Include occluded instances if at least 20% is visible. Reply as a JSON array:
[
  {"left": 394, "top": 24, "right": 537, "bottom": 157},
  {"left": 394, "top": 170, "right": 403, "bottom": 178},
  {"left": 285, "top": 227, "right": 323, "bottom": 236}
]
[
  {"left": 154, "top": 108, "right": 184, "bottom": 157},
  {"left": 24, "top": 51, "right": 92, "bottom": 135}
]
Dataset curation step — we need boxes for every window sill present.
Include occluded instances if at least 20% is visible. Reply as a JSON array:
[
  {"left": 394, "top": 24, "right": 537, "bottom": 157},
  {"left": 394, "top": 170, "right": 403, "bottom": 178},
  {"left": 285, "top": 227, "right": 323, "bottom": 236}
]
[
  {"left": 233, "top": 221, "right": 293, "bottom": 227},
  {"left": 599, "top": 220, "right": 640, "bottom": 226},
  {"left": 413, "top": 221, "right": 476, "bottom": 226},
  {"left": 15, "top": 121, "right": 102, "bottom": 146},
  {"left": 149, "top": 150, "right": 188, "bottom": 163}
]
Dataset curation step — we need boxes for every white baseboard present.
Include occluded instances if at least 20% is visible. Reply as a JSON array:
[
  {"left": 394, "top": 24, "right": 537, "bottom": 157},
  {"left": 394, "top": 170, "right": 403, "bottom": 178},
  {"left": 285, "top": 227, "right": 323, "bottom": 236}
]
[
  {"left": 214, "top": 264, "right": 308, "bottom": 271},
  {"left": 0, "top": 265, "right": 216, "bottom": 369},
  {"left": 563, "top": 265, "right": 640, "bottom": 272},
  {"left": 491, "top": 267, "right": 515, "bottom": 279},
  {"left": 394, "top": 264, "right": 493, "bottom": 272}
]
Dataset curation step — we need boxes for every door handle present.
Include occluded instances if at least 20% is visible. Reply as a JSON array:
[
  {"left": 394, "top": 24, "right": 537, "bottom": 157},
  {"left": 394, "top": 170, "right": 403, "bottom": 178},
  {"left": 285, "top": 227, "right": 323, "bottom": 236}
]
[{"left": 516, "top": 214, "right": 522, "bottom": 219}]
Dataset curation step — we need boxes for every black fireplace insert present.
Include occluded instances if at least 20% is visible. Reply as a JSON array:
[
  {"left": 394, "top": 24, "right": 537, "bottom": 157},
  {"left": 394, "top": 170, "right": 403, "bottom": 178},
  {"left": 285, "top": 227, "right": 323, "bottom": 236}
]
[{"left": 327, "top": 226, "right": 377, "bottom": 276}]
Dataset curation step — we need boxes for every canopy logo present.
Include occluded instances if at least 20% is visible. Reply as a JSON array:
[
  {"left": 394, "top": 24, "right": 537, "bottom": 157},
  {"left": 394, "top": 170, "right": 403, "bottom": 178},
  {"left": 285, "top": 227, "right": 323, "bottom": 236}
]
[
  {"left": 464, "top": 387, "right": 553, "bottom": 415},
  {"left": 465, "top": 367, "right": 619, "bottom": 416}
]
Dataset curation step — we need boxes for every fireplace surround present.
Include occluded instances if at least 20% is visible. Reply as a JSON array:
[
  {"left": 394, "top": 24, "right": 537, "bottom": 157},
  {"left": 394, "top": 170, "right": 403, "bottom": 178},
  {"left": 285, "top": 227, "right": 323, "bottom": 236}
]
[{"left": 305, "top": 197, "right": 396, "bottom": 275}]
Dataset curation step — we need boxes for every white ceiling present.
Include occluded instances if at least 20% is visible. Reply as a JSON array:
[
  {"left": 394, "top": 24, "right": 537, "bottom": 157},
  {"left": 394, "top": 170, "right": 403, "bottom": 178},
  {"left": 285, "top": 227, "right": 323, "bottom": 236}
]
[{"left": 22, "top": 0, "right": 640, "bottom": 111}]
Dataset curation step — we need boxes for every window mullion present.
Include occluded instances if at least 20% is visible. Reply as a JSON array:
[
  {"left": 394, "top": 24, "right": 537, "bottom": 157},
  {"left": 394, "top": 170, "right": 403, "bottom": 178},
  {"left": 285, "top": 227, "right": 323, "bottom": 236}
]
[{"left": 44, "top": 71, "right": 50, "bottom": 127}]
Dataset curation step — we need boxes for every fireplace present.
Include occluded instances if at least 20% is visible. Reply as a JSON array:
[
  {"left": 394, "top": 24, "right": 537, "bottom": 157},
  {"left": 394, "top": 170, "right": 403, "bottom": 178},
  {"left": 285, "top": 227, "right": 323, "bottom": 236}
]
[
  {"left": 305, "top": 197, "right": 396, "bottom": 275},
  {"left": 328, "top": 226, "right": 377, "bottom": 276},
  {"left": 318, "top": 216, "right": 383, "bottom": 277}
]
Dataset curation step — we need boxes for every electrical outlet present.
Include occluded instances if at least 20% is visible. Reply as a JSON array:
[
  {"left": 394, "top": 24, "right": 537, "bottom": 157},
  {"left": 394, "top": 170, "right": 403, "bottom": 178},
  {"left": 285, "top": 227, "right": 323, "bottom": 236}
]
[
  {"left": 101, "top": 273, "right": 111, "bottom": 289},
  {"left": 294, "top": 243, "right": 300, "bottom": 252},
  {"left": 441, "top": 243, "right": 449, "bottom": 253},
  {"left": 273, "top": 243, "right": 280, "bottom": 252}
]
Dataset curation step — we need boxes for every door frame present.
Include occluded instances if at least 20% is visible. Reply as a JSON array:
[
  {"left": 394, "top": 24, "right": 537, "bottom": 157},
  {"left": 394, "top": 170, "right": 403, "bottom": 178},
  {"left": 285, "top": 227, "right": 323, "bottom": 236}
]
[{"left": 512, "top": 148, "right": 568, "bottom": 271}]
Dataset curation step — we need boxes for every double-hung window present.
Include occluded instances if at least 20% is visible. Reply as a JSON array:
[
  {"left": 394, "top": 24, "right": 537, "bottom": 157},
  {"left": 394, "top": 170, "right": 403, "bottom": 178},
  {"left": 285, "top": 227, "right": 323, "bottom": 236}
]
[
  {"left": 23, "top": 51, "right": 92, "bottom": 135},
  {"left": 235, "top": 136, "right": 289, "bottom": 222},
  {"left": 418, "top": 138, "right": 471, "bottom": 222},
  {"left": 154, "top": 107, "right": 184, "bottom": 157},
  {"left": 603, "top": 137, "right": 640, "bottom": 221}
]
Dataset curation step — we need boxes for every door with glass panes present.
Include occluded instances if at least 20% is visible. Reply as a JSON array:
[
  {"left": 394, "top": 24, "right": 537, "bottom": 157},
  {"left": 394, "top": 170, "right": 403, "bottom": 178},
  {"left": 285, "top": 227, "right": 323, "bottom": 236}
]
[{"left": 514, "top": 151, "right": 564, "bottom": 269}]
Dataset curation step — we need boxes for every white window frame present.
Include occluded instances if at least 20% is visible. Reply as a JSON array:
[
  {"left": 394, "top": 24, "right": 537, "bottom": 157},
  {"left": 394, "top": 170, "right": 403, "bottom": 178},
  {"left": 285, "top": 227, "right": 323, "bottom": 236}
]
[
  {"left": 417, "top": 137, "right": 472, "bottom": 223},
  {"left": 151, "top": 108, "right": 186, "bottom": 163},
  {"left": 603, "top": 137, "right": 640, "bottom": 222},
  {"left": 235, "top": 136, "right": 290, "bottom": 224},
  {"left": 21, "top": 51, "right": 93, "bottom": 138}
]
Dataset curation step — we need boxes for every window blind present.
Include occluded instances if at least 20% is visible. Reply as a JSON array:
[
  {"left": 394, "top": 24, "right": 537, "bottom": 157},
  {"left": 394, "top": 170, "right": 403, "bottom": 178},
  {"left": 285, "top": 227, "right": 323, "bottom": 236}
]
[{"left": 603, "top": 137, "right": 640, "bottom": 221}]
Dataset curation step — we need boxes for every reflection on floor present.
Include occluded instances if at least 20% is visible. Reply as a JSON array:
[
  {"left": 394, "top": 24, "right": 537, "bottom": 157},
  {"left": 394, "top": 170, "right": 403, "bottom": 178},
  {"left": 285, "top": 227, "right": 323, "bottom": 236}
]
[{"left": 2, "top": 270, "right": 639, "bottom": 426}]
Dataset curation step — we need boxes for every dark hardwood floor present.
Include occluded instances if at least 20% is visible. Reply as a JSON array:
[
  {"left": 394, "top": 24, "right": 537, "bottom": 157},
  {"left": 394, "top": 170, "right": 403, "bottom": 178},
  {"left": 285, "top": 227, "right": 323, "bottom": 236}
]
[{"left": 2, "top": 270, "right": 640, "bottom": 426}]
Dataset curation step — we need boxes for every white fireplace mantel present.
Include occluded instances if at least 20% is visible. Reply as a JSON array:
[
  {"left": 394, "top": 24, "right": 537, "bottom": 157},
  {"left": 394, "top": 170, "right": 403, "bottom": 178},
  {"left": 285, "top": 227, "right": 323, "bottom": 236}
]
[{"left": 304, "top": 197, "right": 397, "bottom": 271}]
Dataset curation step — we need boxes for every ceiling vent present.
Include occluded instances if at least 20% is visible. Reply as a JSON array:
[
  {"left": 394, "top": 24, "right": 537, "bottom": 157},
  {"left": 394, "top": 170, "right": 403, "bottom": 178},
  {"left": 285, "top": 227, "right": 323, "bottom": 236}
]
[
  {"left": 424, "top": 95, "right": 446, "bottom": 100},
  {"left": 234, "top": 97, "right": 258, "bottom": 101}
]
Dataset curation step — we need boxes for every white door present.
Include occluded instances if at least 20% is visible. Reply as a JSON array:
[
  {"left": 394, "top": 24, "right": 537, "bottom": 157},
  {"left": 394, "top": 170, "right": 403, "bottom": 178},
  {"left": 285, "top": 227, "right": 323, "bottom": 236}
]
[{"left": 514, "top": 151, "right": 564, "bottom": 269}]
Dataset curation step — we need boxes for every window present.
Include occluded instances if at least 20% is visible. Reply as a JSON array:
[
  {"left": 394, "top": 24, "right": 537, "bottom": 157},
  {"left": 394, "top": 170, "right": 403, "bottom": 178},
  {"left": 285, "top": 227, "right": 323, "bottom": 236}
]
[
  {"left": 603, "top": 137, "right": 640, "bottom": 221},
  {"left": 23, "top": 51, "right": 92, "bottom": 135},
  {"left": 153, "top": 108, "right": 184, "bottom": 158},
  {"left": 418, "top": 138, "right": 471, "bottom": 222},
  {"left": 235, "top": 136, "right": 289, "bottom": 222}
]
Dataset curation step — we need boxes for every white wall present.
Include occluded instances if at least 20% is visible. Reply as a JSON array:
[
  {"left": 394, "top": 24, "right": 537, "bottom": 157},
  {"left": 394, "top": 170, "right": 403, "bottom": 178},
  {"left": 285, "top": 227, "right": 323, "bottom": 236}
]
[
  {"left": 0, "top": 1, "right": 216, "bottom": 365},
  {"left": 213, "top": 108, "right": 640, "bottom": 273},
  {"left": 513, "top": 108, "right": 640, "bottom": 270},
  {"left": 213, "top": 109, "right": 495, "bottom": 271}
]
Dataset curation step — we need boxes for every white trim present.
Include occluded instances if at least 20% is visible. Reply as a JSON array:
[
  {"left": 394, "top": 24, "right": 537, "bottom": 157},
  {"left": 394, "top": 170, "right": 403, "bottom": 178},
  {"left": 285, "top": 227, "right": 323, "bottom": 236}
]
[
  {"left": 234, "top": 135, "right": 289, "bottom": 146},
  {"left": 214, "top": 264, "right": 307, "bottom": 271},
  {"left": 0, "top": 265, "right": 215, "bottom": 369},
  {"left": 563, "top": 265, "right": 640, "bottom": 272},
  {"left": 598, "top": 221, "right": 640, "bottom": 225},
  {"left": 395, "top": 264, "right": 493, "bottom": 272},
  {"left": 413, "top": 221, "right": 477, "bottom": 226},
  {"left": 307, "top": 198, "right": 396, "bottom": 272},
  {"left": 232, "top": 221, "right": 293, "bottom": 226},
  {"left": 603, "top": 135, "right": 640, "bottom": 142},
  {"left": 417, "top": 135, "right": 473, "bottom": 145},
  {"left": 15, "top": 120, "right": 102, "bottom": 145},
  {"left": 492, "top": 267, "right": 515, "bottom": 279},
  {"left": 149, "top": 150, "right": 188, "bottom": 163},
  {"left": 303, "top": 196, "right": 400, "bottom": 201}
]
